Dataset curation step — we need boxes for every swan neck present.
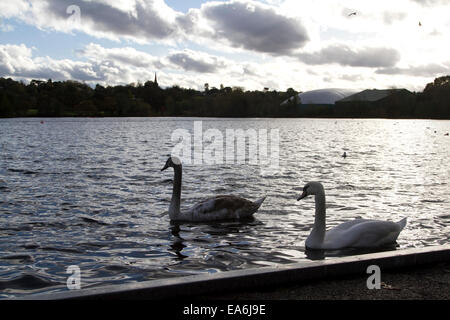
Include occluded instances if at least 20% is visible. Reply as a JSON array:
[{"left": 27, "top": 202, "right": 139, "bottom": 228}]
[
  {"left": 169, "top": 165, "right": 182, "bottom": 220},
  {"left": 308, "top": 192, "right": 326, "bottom": 248},
  {"left": 314, "top": 192, "right": 326, "bottom": 228}
]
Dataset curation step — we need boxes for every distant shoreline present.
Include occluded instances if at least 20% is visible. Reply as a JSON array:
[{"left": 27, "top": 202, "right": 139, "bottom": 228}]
[{"left": 1, "top": 76, "right": 449, "bottom": 119}]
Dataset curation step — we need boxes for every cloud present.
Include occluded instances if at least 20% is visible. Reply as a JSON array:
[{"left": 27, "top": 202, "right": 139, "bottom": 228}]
[
  {"left": 376, "top": 62, "right": 450, "bottom": 77},
  {"left": 382, "top": 11, "right": 407, "bottom": 24},
  {"left": 3, "top": 0, "right": 180, "bottom": 42},
  {"left": 78, "top": 43, "right": 158, "bottom": 68},
  {"left": 0, "top": 44, "right": 31, "bottom": 75},
  {"left": 2, "top": 0, "right": 309, "bottom": 57},
  {"left": 0, "top": 0, "right": 30, "bottom": 18},
  {"left": 73, "top": 44, "right": 163, "bottom": 84},
  {"left": 0, "top": 43, "right": 99, "bottom": 81},
  {"left": 166, "top": 50, "right": 227, "bottom": 73},
  {"left": 79, "top": 44, "right": 228, "bottom": 75},
  {"left": 0, "top": 43, "right": 244, "bottom": 88},
  {"left": 297, "top": 44, "right": 401, "bottom": 68},
  {"left": 340, "top": 74, "right": 364, "bottom": 82},
  {"left": 0, "top": 43, "right": 148, "bottom": 83},
  {"left": 194, "top": 0, "right": 309, "bottom": 55}
]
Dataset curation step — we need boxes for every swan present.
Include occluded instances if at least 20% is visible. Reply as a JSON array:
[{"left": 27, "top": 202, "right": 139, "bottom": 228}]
[
  {"left": 297, "top": 182, "right": 407, "bottom": 249},
  {"left": 161, "top": 156, "right": 266, "bottom": 222}
]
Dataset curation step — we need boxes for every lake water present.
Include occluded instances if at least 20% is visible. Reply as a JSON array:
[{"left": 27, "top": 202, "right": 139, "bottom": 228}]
[{"left": 0, "top": 117, "right": 449, "bottom": 298}]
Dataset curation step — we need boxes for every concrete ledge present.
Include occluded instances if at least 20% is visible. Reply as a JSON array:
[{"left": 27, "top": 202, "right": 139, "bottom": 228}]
[{"left": 19, "top": 245, "right": 450, "bottom": 300}]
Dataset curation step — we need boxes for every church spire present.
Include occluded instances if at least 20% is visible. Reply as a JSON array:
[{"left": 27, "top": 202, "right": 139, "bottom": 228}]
[{"left": 154, "top": 72, "right": 158, "bottom": 86}]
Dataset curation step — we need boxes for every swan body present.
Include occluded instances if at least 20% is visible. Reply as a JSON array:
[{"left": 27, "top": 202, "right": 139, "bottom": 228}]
[
  {"left": 161, "top": 157, "right": 266, "bottom": 222},
  {"left": 297, "top": 182, "right": 407, "bottom": 250}
]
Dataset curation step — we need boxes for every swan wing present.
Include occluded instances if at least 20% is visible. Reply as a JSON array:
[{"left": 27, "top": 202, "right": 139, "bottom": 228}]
[
  {"left": 327, "top": 218, "right": 370, "bottom": 232},
  {"left": 325, "top": 219, "right": 403, "bottom": 249},
  {"left": 186, "top": 195, "right": 263, "bottom": 221}
]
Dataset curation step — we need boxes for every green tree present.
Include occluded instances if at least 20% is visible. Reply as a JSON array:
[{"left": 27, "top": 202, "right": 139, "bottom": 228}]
[{"left": 0, "top": 93, "right": 13, "bottom": 117}]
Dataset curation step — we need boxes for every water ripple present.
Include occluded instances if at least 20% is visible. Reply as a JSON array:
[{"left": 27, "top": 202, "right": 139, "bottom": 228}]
[{"left": 0, "top": 117, "right": 449, "bottom": 298}]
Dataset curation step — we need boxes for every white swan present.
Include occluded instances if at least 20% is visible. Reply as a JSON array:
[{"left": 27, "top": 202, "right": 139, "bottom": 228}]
[
  {"left": 161, "top": 156, "right": 266, "bottom": 222},
  {"left": 297, "top": 182, "right": 407, "bottom": 249}
]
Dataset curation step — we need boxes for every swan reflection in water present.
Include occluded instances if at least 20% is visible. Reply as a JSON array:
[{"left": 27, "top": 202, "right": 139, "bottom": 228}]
[
  {"left": 168, "top": 223, "right": 187, "bottom": 260},
  {"left": 167, "top": 218, "right": 262, "bottom": 262},
  {"left": 304, "top": 243, "right": 400, "bottom": 260}
]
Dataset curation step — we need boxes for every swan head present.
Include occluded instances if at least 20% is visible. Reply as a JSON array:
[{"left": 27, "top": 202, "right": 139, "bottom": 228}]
[
  {"left": 161, "top": 156, "right": 182, "bottom": 171},
  {"left": 297, "top": 181, "right": 324, "bottom": 200}
]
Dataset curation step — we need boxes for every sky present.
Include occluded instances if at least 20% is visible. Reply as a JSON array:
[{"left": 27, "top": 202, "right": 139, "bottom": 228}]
[{"left": 0, "top": 0, "right": 449, "bottom": 92}]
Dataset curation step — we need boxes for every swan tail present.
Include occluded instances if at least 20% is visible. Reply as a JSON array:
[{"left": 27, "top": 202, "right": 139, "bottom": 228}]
[
  {"left": 253, "top": 196, "right": 266, "bottom": 211},
  {"left": 397, "top": 217, "right": 407, "bottom": 230}
]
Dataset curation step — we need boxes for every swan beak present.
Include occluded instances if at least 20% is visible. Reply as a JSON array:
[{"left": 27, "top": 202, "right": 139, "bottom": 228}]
[
  {"left": 297, "top": 191, "right": 307, "bottom": 201},
  {"left": 161, "top": 163, "right": 169, "bottom": 171}
]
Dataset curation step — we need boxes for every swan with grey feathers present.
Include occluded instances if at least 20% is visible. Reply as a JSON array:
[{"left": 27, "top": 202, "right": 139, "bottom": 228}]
[
  {"left": 161, "top": 156, "right": 266, "bottom": 222},
  {"left": 297, "top": 182, "right": 407, "bottom": 249}
]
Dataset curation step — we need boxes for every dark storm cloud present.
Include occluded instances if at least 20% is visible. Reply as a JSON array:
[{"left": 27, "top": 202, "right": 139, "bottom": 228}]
[
  {"left": 297, "top": 44, "right": 401, "bottom": 68},
  {"left": 200, "top": 1, "right": 309, "bottom": 55},
  {"left": 376, "top": 63, "right": 450, "bottom": 77},
  {"left": 41, "top": 0, "right": 177, "bottom": 40},
  {"left": 167, "top": 52, "right": 223, "bottom": 73}
]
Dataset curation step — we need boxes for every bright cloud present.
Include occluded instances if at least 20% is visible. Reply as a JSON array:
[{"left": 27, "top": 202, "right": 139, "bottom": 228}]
[{"left": 0, "top": 44, "right": 99, "bottom": 81}]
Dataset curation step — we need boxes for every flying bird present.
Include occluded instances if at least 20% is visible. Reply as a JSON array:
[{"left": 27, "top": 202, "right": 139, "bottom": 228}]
[{"left": 348, "top": 12, "right": 357, "bottom": 17}]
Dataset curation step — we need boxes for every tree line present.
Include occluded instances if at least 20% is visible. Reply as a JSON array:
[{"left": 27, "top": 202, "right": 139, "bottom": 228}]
[{"left": 0, "top": 76, "right": 449, "bottom": 119}]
